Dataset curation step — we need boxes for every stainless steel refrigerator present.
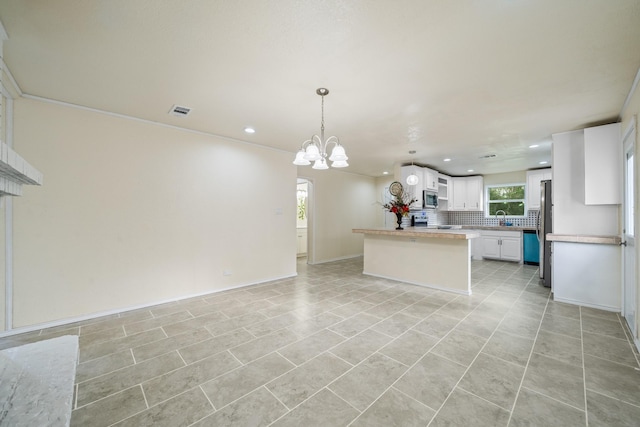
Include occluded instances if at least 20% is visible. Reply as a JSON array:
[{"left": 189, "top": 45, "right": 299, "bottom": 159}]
[{"left": 537, "top": 180, "right": 552, "bottom": 287}]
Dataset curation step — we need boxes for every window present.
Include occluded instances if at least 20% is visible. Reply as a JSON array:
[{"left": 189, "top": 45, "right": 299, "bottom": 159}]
[{"left": 486, "top": 184, "right": 526, "bottom": 216}]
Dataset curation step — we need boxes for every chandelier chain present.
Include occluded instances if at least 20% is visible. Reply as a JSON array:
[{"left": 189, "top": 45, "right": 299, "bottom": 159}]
[{"left": 320, "top": 93, "right": 325, "bottom": 140}]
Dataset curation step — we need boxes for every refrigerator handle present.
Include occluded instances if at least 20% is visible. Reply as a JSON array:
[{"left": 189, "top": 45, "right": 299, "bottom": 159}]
[{"left": 536, "top": 211, "right": 540, "bottom": 241}]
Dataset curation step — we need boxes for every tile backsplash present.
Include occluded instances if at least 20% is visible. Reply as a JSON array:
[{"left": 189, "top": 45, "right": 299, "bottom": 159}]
[
  {"left": 405, "top": 208, "right": 539, "bottom": 228},
  {"left": 446, "top": 209, "right": 539, "bottom": 228}
]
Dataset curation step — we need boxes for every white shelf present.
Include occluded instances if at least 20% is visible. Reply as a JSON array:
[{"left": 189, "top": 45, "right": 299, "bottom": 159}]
[{"left": 0, "top": 141, "right": 43, "bottom": 196}]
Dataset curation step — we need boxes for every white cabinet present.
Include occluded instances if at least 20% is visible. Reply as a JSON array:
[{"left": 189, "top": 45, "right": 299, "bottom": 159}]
[
  {"left": 296, "top": 228, "right": 307, "bottom": 256},
  {"left": 480, "top": 230, "right": 522, "bottom": 262},
  {"left": 438, "top": 174, "right": 451, "bottom": 210},
  {"left": 423, "top": 168, "right": 438, "bottom": 192},
  {"left": 584, "top": 123, "right": 621, "bottom": 205},
  {"left": 451, "top": 176, "right": 484, "bottom": 211},
  {"left": 526, "top": 168, "right": 552, "bottom": 211},
  {"left": 400, "top": 165, "right": 423, "bottom": 201}
]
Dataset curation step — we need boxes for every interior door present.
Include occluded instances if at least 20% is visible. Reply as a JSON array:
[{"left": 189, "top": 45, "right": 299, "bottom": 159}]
[{"left": 622, "top": 119, "right": 636, "bottom": 338}]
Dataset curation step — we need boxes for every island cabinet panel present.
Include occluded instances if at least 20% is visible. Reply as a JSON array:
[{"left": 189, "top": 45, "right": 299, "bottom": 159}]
[
  {"left": 353, "top": 228, "right": 480, "bottom": 295},
  {"left": 362, "top": 235, "right": 471, "bottom": 294}
]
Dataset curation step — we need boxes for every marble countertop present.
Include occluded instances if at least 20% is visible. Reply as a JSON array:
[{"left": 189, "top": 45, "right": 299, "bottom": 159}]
[
  {"left": 459, "top": 225, "right": 537, "bottom": 231},
  {"left": 353, "top": 227, "right": 480, "bottom": 240},
  {"left": 546, "top": 234, "right": 622, "bottom": 245}
]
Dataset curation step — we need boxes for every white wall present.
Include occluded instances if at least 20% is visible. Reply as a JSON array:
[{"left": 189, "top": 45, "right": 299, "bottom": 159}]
[
  {"left": 9, "top": 97, "right": 298, "bottom": 328},
  {"left": 552, "top": 129, "right": 619, "bottom": 236},
  {"left": 375, "top": 176, "right": 396, "bottom": 227},
  {"left": 298, "top": 168, "right": 377, "bottom": 263},
  {"left": 483, "top": 171, "right": 526, "bottom": 186}
]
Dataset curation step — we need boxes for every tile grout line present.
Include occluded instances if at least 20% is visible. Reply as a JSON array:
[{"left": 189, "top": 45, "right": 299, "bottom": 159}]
[
  {"left": 505, "top": 287, "right": 553, "bottom": 425},
  {"left": 616, "top": 312, "right": 640, "bottom": 368},
  {"left": 262, "top": 384, "right": 290, "bottom": 411},
  {"left": 579, "top": 307, "right": 589, "bottom": 426},
  {"left": 518, "top": 384, "right": 587, "bottom": 413},
  {"left": 35, "top": 259, "right": 622, "bottom": 426},
  {"left": 428, "top": 269, "right": 537, "bottom": 426},
  {"left": 249, "top": 293, "right": 454, "bottom": 423},
  {"left": 585, "top": 387, "right": 640, "bottom": 410},
  {"left": 352, "top": 268, "right": 537, "bottom": 426}
]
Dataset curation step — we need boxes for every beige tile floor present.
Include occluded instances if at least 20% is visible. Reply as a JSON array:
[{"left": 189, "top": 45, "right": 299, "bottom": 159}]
[{"left": 2, "top": 257, "right": 640, "bottom": 426}]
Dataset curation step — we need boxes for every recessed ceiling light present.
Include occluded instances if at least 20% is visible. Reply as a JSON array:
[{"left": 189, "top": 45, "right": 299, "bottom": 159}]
[
  {"left": 529, "top": 144, "right": 539, "bottom": 148},
  {"left": 467, "top": 169, "right": 474, "bottom": 172},
  {"left": 443, "top": 158, "right": 451, "bottom": 162},
  {"left": 539, "top": 161, "right": 548, "bottom": 165},
  {"left": 244, "top": 127, "right": 256, "bottom": 134},
  {"left": 382, "top": 171, "right": 389, "bottom": 175}
]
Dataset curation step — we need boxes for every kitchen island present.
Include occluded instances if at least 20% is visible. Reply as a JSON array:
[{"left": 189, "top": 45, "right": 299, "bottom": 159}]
[{"left": 352, "top": 227, "right": 480, "bottom": 295}]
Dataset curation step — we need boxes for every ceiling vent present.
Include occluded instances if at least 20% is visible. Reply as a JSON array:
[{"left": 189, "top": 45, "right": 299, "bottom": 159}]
[
  {"left": 168, "top": 105, "right": 192, "bottom": 117},
  {"left": 479, "top": 154, "right": 497, "bottom": 159}
]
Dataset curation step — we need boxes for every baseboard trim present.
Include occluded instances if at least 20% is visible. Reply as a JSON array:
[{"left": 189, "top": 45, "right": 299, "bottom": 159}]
[
  {"left": 308, "top": 254, "right": 363, "bottom": 265},
  {"left": 552, "top": 296, "right": 620, "bottom": 312},
  {"left": 0, "top": 272, "right": 297, "bottom": 338}
]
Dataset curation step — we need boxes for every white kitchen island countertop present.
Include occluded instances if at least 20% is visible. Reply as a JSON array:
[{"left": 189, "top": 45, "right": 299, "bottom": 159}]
[{"left": 352, "top": 227, "right": 480, "bottom": 240}]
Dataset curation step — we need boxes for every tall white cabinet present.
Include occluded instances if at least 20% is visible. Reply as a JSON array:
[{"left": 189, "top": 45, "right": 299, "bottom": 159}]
[{"left": 526, "top": 168, "right": 552, "bottom": 210}]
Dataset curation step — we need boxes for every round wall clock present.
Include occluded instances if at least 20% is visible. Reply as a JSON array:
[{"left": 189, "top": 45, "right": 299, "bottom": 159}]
[{"left": 389, "top": 181, "right": 403, "bottom": 197}]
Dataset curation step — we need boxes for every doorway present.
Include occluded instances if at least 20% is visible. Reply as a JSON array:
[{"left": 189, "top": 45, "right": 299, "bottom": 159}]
[
  {"left": 296, "top": 178, "right": 313, "bottom": 264},
  {"left": 622, "top": 118, "right": 636, "bottom": 340}
]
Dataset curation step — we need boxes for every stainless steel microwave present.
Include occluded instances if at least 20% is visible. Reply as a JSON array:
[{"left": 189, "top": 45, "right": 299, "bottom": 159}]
[{"left": 423, "top": 190, "right": 438, "bottom": 209}]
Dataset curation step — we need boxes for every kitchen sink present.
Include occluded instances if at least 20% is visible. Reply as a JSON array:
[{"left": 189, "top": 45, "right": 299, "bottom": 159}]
[{"left": 437, "top": 225, "right": 462, "bottom": 229}]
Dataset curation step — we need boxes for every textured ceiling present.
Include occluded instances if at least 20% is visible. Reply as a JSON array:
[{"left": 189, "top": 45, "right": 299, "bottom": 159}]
[{"left": 1, "top": 0, "right": 639, "bottom": 177}]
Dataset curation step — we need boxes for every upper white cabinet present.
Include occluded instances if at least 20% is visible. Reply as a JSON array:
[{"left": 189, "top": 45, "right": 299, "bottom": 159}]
[
  {"left": 526, "top": 168, "right": 552, "bottom": 211},
  {"left": 437, "top": 174, "right": 451, "bottom": 210},
  {"left": 584, "top": 123, "right": 621, "bottom": 205},
  {"left": 423, "top": 168, "right": 438, "bottom": 192},
  {"left": 400, "top": 165, "right": 424, "bottom": 201},
  {"left": 451, "top": 176, "right": 484, "bottom": 211}
]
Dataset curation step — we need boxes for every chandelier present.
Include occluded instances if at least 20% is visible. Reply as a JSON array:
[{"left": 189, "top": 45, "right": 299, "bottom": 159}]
[{"left": 292, "top": 88, "right": 349, "bottom": 169}]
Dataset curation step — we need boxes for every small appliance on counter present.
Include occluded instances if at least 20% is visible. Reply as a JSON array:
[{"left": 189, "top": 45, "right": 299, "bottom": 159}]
[{"left": 412, "top": 212, "right": 429, "bottom": 227}]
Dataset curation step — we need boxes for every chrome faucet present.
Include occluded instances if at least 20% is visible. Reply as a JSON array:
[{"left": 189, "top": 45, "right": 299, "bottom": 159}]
[{"left": 495, "top": 210, "right": 507, "bottom": 226}]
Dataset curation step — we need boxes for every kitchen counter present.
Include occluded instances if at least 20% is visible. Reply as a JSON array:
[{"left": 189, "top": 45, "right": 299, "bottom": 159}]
[
  {"left": 460, "top": 225, "right": 536, "bottom": 232},
  {"left": 546, "top": 233, "right": 621, "bottom": 245},
  {"left": 352, "top": 227, "right": 480, "bottom": 240},
  {"left": 353, "top": 227, "right": 478, "bottom": 295}
]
